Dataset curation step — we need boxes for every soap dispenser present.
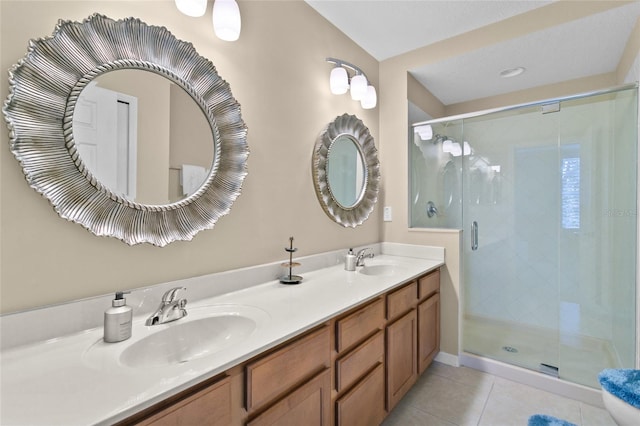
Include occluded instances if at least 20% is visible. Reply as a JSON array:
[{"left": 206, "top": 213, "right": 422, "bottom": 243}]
[
  {"left": 345, "top": 248, "right": 356, "bottom": 271},
  {"left": 104, "top": 291, "right": 132, "bottom": 343}
]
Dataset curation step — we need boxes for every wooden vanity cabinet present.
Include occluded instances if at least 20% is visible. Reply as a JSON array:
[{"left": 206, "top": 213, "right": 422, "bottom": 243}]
[
  {"left": 120, "top": 268, "right": 440, "bottom": 426},
  {"left": 334, "top": 298, "right": 386, "bottom": 426}
]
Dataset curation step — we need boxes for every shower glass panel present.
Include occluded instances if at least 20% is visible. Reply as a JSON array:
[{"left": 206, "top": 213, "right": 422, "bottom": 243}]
[
  {"left": 410, "top": 121, "right": 463, "bottom": 228},
  {"left": 411, "top": 85, "right": 638, "bottom": 389}
]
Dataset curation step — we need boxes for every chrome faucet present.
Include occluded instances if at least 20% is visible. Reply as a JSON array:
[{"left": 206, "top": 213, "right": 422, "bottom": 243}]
[
  {"left": 146, "top": 287, "right": 188, "bottom": 326},
  {"left": 356, "top": 247, "right": 375, "bottom": 267}
]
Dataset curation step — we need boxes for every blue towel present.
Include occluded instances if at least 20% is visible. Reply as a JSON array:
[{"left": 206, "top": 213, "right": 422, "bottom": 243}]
[
  {"left": 598, "top": 368, "right": 640, "bottom": 409},
  {"left": 528, "top": 414, "right": 577, "bottom": 426}
]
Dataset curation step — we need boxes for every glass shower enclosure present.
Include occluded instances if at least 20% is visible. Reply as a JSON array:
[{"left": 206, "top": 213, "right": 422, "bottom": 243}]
[{"left": 410, "top": 85, "right": 638, "bottom": 388}]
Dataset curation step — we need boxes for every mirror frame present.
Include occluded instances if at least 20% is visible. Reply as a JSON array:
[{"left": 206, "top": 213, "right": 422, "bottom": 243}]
[
  {"left": 3, "top": 14, "right": 249, "bottom": 247},
  {"left": 312, "top": 113, "right": 380, "bottom": 227}
]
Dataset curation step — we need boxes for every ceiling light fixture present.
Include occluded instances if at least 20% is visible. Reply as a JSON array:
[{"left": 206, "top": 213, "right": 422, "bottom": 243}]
[
  {"left": 326, "top": 57, "right": 377, "bottom": 109},
  {"left": 499, "top": 67, "right": 525, "bottom": 78}
]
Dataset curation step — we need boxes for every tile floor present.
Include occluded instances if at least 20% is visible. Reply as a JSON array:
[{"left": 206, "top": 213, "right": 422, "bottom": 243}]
[{"left": 382, "top": 362, "right": 616, "bottom": 426}]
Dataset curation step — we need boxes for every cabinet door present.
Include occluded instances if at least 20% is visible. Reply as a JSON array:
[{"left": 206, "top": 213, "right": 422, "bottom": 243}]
[
  {"left": 335, "top": 363, "right": 385, "bottom": 426},
  {"left": 386, "top": 309, "right": 417, "bottom": 410},
  {"left": 133, "top": 376, "right": 231, "bottom": 426},
  {"left": 247, "top": 369, "right": 331, "bottom": 426},
  {"left": 418, "top": 293, "right": 440, "bottom": 375}
]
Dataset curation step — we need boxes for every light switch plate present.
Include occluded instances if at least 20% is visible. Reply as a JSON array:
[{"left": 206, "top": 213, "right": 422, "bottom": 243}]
[{"left": 383, "top": 206, "right": 392, "bottom": 222}]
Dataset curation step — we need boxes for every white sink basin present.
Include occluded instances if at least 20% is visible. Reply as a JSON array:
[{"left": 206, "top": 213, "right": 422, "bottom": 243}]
[
  {"left": 121, "top": 315, "right": 256, "bottom": 368},
  {"left": 359, "top": 264, "right": 407, "bottom": 276},
  {"left": 83, "top": 304, "right": 270, "bottom": 370}
]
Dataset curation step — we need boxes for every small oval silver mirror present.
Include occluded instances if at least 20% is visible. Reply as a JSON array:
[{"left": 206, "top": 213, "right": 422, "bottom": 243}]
[{"left": 312, "top": 114, "right": 380, "bottom": 227}]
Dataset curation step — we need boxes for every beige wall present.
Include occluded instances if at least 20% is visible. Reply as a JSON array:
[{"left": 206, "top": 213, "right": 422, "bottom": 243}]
[
  {"left": 380, "top": 1, "right": 638, "bottom": 356},
  {"left": 0, "top": 0, "right": 379, "bottom": 313}
]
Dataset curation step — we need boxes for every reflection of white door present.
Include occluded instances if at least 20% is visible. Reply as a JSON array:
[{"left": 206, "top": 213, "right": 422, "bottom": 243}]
[{"left": 74, "top": 82, "right": 137, "bottom": 199}]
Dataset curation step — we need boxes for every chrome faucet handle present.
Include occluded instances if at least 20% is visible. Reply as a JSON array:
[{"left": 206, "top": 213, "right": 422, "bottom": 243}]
[
  {"left": 355, "top": 247, "right": 375, "bottom": 267},
  {"left": 162, "top": 287, "right": 186, "bottom": 303}
]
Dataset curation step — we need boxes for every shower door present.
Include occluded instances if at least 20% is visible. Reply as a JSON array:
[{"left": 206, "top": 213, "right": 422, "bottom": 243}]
[{"left": 462, "top": 88, "right": 637, "bottom": 389}]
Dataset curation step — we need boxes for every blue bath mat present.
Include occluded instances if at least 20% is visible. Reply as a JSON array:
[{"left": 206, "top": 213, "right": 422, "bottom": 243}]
[
  {"left": 527, "top": 414, "right": 577, "bottom": 426},
  {"left": 598, "top": 368, "right": 640, "bottom": 409}
]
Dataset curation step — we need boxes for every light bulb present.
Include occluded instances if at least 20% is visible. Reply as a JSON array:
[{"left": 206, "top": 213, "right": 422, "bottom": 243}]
[
  {"left": 175, "top": 0, "right": 207, "bottom": 17},
  {"left": 442, "top": 139, "right": 454, "bottom": 153},
  {"left": 330, "top": 67, "right": 349, "bottom": 95},
  {"left": 463, "top": 141, "right": 471, "bottom": 156},
  {"left": 350, "top": 74, "right": 367, "bottom": 101},
  {"left": 361, "top": 85, "right": 377, "bottom": 109},
  {"left": 213, "top": 0, "right": 241, "bottom": 41}
]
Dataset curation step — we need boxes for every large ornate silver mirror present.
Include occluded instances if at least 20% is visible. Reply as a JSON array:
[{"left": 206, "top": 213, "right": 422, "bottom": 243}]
[
  {"left": 312, "top": 114, "right": 380, "bottom": 227},
  {"left": 3, "top": 14, "right": 249, "bottom": 246}
]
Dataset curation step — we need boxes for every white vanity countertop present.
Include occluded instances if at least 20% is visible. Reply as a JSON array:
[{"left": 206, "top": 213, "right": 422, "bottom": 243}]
[{"left": 1, "top": 245, "right": 443, "bottom": 425}]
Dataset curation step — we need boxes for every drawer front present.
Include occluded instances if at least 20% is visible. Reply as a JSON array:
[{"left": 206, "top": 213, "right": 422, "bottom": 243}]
[
  {"left": 335, "top": 330, "right": 384, "bottom": 392},
  {"left": 335, "top": 363, "right": 385, "bottom": 426},
  {"left": 418, "top": 269, "right": 440, "bottom": 301},
  {"left": 246, "top": 326, "right": 331, "bottom": 412},
  {"left": 336, "top": 298, "right": 384, "bottom": 353},
  {"left": 386, "top": 281, "right": 417, "bottom": 321},
  {"left": 248, "top": 369, "right": 331, "bottom": 426},
  {"left": 135, "top": 376, "right": 231, "bottom": 426}
]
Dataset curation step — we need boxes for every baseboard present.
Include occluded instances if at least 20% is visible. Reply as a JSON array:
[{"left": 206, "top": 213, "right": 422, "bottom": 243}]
[{"left": 434, "top": 351, "right": 460, "bottom": 367}]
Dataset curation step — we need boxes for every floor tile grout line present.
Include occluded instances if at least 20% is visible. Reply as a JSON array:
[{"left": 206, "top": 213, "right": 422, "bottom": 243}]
[{"left": 475, "top": 380, "right": 496, "bottom": 426}]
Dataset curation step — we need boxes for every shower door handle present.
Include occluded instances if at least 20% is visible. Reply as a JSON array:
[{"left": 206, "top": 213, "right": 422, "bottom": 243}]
[{"left": 471, "top": 221, "right": 478, "bottom": 251}]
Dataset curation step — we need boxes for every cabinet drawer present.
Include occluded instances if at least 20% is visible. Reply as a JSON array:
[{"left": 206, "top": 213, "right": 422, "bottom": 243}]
[
  {"left": 418, "top": 269, "right": 440, "bottom": 301},
  {"left": 246, "top": 326, "right": 330, "bottom": 412},
  {"left": 133, "top": 376, "right": 231, "bottom": 426},
  {"left": 248, "top": 369, "right": 331, "bottom": 426},
  {"left": 335, "top": 330, "right": 384, "bottom": 392},
  {"left": 336, "top": 298, "right": 384, "bottom": 353},
  {"left": 386, "top": 281, "right": 417, "bottom": 321},
  {"left": 335, "top": 363, "right": 385, "bottom": 426}
]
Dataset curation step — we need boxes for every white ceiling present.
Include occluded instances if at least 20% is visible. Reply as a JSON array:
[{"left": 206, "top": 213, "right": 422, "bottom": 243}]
[{"left": 305, "top": 1, "right": 640, "bottom": 106}]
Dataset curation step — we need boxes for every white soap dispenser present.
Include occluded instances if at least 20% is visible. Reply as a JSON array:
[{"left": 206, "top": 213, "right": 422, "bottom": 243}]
[
  {"left": 104, "top": 291, "right": 132, "bottom": 343},
  {"left": 345, "top": 248, "right": 356, "bottom": 271}
]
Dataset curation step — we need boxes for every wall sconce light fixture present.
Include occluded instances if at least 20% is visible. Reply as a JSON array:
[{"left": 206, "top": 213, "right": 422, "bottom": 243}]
[
  {"left": 175, "top": 0, "right": 241, "bottom": 41},
  {"left": 326, "top": 57, "right": 377, "bottom": 109},
  {"left": 175, "top": 0, "right": 207, "bottom": 17}
]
